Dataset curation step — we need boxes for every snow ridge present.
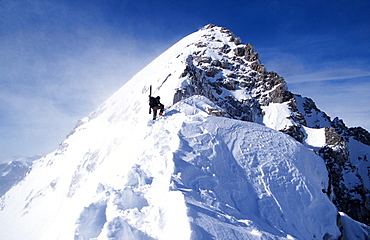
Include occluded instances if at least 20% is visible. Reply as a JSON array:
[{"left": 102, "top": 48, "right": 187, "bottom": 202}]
[{"left": 0, "top": 96, "right": 341, "bottom": 239}]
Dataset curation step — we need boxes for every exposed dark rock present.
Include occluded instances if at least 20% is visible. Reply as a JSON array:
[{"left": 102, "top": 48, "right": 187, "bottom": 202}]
[
  {"left": 249, "top": 62, "right": 259, "bottom": 71},
  {"left": 202, "top": 24, "right": 215, "bottom": 30},
  {"left": 211, "top": 60, "right": 221, "bottom": 67},
  {"left": 270, "top": 83, "right": 291, "bottom": 104},
  {"left": 347, "top": 127, "right": 370, "bottom": 146},
  {"left": 280, "top": 125, "right": 305, "bottom": 143},
  {"left": 226, "top": 73, "right": 237, "bottom": 78},
  {"left": 195, "top": 42, "right": 207, "bottom": 48},
  {"left": 315, "top": 126, "right": 370, "bottom": 225},
  {"left": 223, "top": 79, "right": 238, "bottom": 90},
  {"left": 221, "top": 44, "right": 231, "bottom": 54},
  {"left": 331, "top": 118, "right": 347, "bottom": 135},
  {"left": 234, "top": 47, "right": 245, "bottom": 56},
  {"left": 244, "top": 43, "right": 260, "bottom": 62},
  {"left": 325, "top": 127, "right": 343, "bottom": 146},
  {"left": 319, "top": 140, "right": 370, "bottom": 224},
  {"left": 331, "top": 117, "right": 370, "bottom": 146},
  {"left": 234, "top": 37, "right": 241, "bottom": 45},
  {"left": 205, "top": 67, "right": 219, "bottom": 78},
  {"left": 220, "top": 60, "right": 230, "bottom": 69},
  {"left": 239, "top": 81, "right": 248, "bottom": 88},
  {"left": 195, "top": 56, "right": 212, "bottom": 64},
  {"left": 256, "top": 64, "right": 265, "bottom": 74}
]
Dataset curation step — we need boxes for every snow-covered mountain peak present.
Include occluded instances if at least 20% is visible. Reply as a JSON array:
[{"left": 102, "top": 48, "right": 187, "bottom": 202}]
[
  {"left": 0, "top": 95, "right": 343, "bottom": 240},
  {"left": 0, "top": 24, "right": 369, "bottom": 239}
]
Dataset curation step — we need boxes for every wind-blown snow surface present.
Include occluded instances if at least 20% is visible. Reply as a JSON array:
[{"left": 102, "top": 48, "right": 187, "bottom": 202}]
[{"left": 0, "top": 95, "right": 340, "bottom": 239}]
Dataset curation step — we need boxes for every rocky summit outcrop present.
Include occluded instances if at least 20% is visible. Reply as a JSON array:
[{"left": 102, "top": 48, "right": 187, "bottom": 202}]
[
  {"left": 174, "top": 24, "right": 291, "bottom": 122},
  {"left": 172, "top": 24, "right": 370, "bottom": 226}
]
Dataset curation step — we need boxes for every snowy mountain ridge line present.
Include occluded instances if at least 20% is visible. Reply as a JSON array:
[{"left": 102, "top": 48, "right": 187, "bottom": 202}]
[
  {"left": 0, "top": 96, "right": 342, "bottom": 239},
  {"left": 0, "top": 24, "right": 369, "bottom": 239}
]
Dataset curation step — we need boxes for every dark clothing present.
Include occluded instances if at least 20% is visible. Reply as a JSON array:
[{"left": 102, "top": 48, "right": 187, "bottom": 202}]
[
  {"left": 149, "top": 96, "right": 164, "bottom": 120},
  {"left": 152, "top": 104, "right": 164, "bottom": 120}
]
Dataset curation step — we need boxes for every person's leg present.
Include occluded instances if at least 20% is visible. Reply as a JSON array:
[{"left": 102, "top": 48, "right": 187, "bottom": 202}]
[
  {"left": 159, "top": 104, "right": 164, "bottom": 115},
  {"left": 153, "top": 107, "right": 158, "bottom": 120}
]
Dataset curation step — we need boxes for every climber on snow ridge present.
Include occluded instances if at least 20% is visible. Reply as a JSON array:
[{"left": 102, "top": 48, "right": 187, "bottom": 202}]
[{"left": 149, "top": 96, "right": 164, "bottom": 120}]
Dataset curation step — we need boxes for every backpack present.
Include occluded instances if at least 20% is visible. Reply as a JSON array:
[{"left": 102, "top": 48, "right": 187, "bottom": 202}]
[{"left": 149, "top": 97, "right": 158, "bottom": 108}]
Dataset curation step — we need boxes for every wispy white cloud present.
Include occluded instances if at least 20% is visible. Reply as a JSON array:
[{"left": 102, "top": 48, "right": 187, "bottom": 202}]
[
  {"left": 286, "top": 68, "right": 370, "bottom": 83},
  {"left": 0, "top": 89, "right": 76, "bottom": 159},
  {"left": 0, "top": 29, "right": 170, "bottom": 157},
  {"left": 263, "top": 49, "right": 370, "bottom": 82}
]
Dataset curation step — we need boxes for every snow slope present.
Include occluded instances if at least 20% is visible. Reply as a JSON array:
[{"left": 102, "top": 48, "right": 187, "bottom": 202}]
[
  {"left": 0, "top": 24, "right": 368, "bottom": 239},
  {"left": 0, "top": 96, "right": 340, "bottom": 239},
  {"left": 169, "top": 96, "right": 339, "bottom": 239}
]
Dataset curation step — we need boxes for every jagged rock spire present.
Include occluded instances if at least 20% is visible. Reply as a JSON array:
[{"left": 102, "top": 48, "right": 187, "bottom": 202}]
[{"left": 171, "top": 24, "right": 291, "bottom": 123}]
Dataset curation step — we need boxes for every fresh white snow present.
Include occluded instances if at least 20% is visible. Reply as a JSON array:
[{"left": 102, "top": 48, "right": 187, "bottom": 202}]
[
  {"left": 261, "top": 102, "right": 294, "bottom": 130},
  {"left": 302, "top": 126, "right": 326, "bottom": 149},
  {"left": 0, "top": 94, "right": 341, "bottom": 240},
  {"left": 339, "top": 212, "right": 370, "bottom": 239}
]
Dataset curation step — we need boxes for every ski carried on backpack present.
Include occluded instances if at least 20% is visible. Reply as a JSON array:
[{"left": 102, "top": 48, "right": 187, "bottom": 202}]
[{"left": 149, "top": 85, "right": 152, "bottom": 114}]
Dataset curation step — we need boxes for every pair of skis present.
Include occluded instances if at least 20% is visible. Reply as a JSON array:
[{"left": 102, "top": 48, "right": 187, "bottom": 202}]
[{"left": 149, "top": 85, "right": 152, "bottom": 114}]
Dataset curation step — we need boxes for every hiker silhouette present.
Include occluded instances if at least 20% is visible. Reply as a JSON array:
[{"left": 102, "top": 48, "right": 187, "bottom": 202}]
[{"left": 149, "top": 96, "right": 164, "bottom": 120}]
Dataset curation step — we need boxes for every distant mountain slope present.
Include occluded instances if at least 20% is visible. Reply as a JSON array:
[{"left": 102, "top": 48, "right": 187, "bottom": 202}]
[{"left": 0, "top": 156, "right": 38, "bottom": 196}]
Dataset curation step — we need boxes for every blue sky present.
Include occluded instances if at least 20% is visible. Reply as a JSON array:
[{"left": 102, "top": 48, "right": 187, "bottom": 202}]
[{"left": 1, "top": 0, "right": 369, "bottom": 161}]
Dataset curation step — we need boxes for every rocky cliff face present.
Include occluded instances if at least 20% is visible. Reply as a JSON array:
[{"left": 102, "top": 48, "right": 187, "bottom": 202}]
[
  {"left": 171, "top": 24, "right": 370, "bottom": 225},
  {"left": 322, "top": 120, "right": 370, "bottom": 224}
]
